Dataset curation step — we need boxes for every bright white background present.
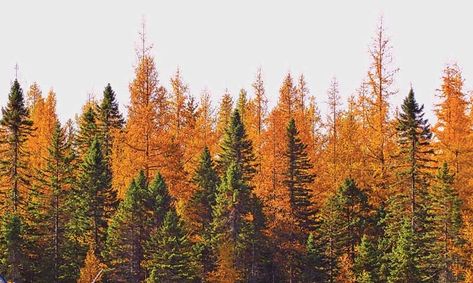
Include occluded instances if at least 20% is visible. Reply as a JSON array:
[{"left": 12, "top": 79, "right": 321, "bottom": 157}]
[{"left": 1, "top": 1, "right": 472, "bottom": 122}]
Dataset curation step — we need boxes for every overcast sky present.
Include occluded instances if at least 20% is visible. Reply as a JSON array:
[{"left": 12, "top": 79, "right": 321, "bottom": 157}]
[{"left": 1, "top": 1, "right": 472, "bottom": 122}]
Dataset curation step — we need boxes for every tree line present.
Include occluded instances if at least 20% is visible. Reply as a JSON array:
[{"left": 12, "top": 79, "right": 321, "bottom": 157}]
[{"left": 0, "top": 21, "right": 472, "bottom": 282}]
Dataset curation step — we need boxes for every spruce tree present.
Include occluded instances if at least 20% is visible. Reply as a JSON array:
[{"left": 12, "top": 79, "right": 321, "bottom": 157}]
[
  {"left": 78, "top": 137, "right": 117, "bottom": 255},
  {"left": 147, "top": 172, "right": 172, "bottom": 228},
  {"left": 0, "top": 79, "right": 33, "bottom": 211},
  {"left": 187, "top": 147, "right": 219, "bottom": 231},
  {"left": 388, "top": 217, "right": 419, "bottom": 283},
  {"left": 76, "top": 105, "right": 98, "bottom": 157},
  {"left": 304, "top": 233, "right": 328, "bottom": 282},
  {"left": 321, "top": 178, "right": 370, "bottom": 262},
  {"left": 284, "top": 118, "right": 315, "bottom": 231},
  {"left": 429, "top": 162, "right": 464, "bottom": 282},
  {"left": 396, "top": 87, "right": 433, "bottom": 231},
  {"left": 37, "top": 122, "right": 75, "bottom": 282},
  {"left": 0, "top": 213, "right": 26, "bottom": 282},
  {"left": 104, "top": 171, "right": 150, "bottom": 282},
  {"left": 354, "top": 235, "right": 379, "bottom": 282},
  {"left": 186, "top": 147, "right": 219, "bottom": 276},
  {"left": 145, "top": 209, "right": 198, "bottom": 282},
  {"left": 390, "top": 88, "right": 436, "bottom": 280},
  {"left": 283, "top": 118, "right": 316, "bottom": 281},
  {"left": 210, "top": 162, "right": 253, "bottom": 281},
  {"left": 217, "top": 109, "right": 256, "bottom": 183},
  {"left": 0, "top": 79, "right": 33, "bottom": 282},
  {"left": 97, "top": 83, "right": 124, "bottom": 161},
  {"left": 105, "top": 171, "right": 171, "bottom": 282}
]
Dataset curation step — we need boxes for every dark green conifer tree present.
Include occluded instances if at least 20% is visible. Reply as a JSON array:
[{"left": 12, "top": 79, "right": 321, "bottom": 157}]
[
  {"left": 210, "top": 162, "right": 253, "bottom": 280},
  {"left": 217, "top": 109, "right": 256, "bottom": 183},
  {"left": 0, "top": 79, "right": 33, "bottom": 282},
  {"left": 97, "top": 84, "right": 124, "bottom": 159},
  {"left": 145, "top": 209, "right": 198, "bottom": 282},
  {"left": 354, "top": 235, "right": 379, "bottom": 282},
  {"left": 284, "top": 118, "right": 316, "bottom": 231},
  {"left": 186, "top": 147, "right": 219, "bottom": 276},
  {"left": 429, "top": 162, "right": 464, "bottom": 282},
  {"left": 283, "top": 118, "right": 316, "bottom": 282},
  {"left": 0, "top": 79, "right": 33, "bottom": 211},
  {"left": 388, "top": 217, "right": 419, "bottom": 283},
  {"left": 76, "top": 105, "right": 98, "bottom": 157},
  {"left": 104, "top": 171, "right": 150, "bottom": 282},
  {"left": 37, "top": 122, "right": 75, "bottom": 282},
  {"left": 79, "top": 138, "right": 117, "bottom": 254}
]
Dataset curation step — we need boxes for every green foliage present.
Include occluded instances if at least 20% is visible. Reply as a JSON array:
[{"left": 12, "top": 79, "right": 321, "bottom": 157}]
[
  {"left": 145, "top": 209, "right": 198, "bottom": 282},
  {"left": 0, "top": 213, "right": 27, "bottom": 282},
  {"left": 217, "top": 109, "right": 256, "bottom": 183},
  {"left": 105, "top": 171, "right": 173, "bottom": 282},
  {"left": 388, "top": 217, "right": 419, "bottom": 283},
  {"left": 0, "top": 79, "right": 33, "bottom": 212},
  {"left": 284, "top": 118, "right": 316, "bottom": 231},
  {"left": 76, "top": 105, "right": 98, "bottom": 156},
  {"left": 186, "top": 147, "right": 219, "bottom": 276},
  {"left": 304, "top": 233, "right": 328, "bottom": 282},
  {"left": 97, "top": 83, "right": 124, "bottom": 159},
  {"left": 354, "top": 235, "right": 379, "bottom": 282},
  {"left": 427, "top": 162, "right": 465, "bottom": 282},
  {"left": 36, "top": 122, "right": 76, "bottom": 282}
]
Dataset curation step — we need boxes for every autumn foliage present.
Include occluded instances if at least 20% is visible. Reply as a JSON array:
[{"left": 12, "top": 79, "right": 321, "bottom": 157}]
[{"left": 1, "top": 20, "right": 473, "bottom": 283}]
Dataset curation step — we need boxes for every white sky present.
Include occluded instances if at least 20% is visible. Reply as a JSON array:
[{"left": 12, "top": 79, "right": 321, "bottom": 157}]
[{"left": 1, "top": 1, "right": 472, "bottom": 123}]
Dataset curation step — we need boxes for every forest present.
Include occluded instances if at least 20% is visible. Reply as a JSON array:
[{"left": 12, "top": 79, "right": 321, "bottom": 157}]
[{"left": 0, "top": 21, "right": 472, "bottom": 283}]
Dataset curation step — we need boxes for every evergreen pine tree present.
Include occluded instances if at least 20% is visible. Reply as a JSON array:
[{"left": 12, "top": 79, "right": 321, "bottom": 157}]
[
  {"left": 0, "top": 213, "right": 26, "bottom": 282},
  {"left": 303, "top": 233, "right": 328, "bottom": 282},
  {"left": 0, "top": 79, "right": 33, "bottom": 211},
  {"left": 186, "top": 146, "right": 219, "bottom": 276},
  {"left": 145, "top": 209, "right": 198, "bottom": 282},
  {"left": 76, "top": 105, "right": 98, "bottom": 157},
  {"left": 217, "top": 109, "right": 256, "bottom": 183},
  {"left": 283, "top": 118, "right": 316, "bottom": 281},
  {"left": 187, "top": 147, "right": 218, "bottom": 229},
  {"left": 0, "top": 79, "right": 33, "bottom": 282},
  {"left": 37, "top": 122, "right": 75, "bottom": 282},
  {"left": 97, "top": 83, "right": 124, "bottom": 159},
  {"left": 396, "top": 88, "right": 433, "bottom": 231},
  {"left": 104, "top": 171, "right": 150, "bottom": 282},
  {"left": 105, "top": 171, "right": 171, "bottom": 282},
  {"left": 388, "top": 217, "right": 420, "bottom": 283},
  {"left": 354, "top": 235, "right": 379, "bottom": 282},
  {"left": 78, "top": 137, "right": 117, "bottom": 255},
  {"left": 284, "top": 118, "right": 316, "bottom": 231},
  {"left": 147, "top": 172, "right": 172, "bottom": 228},
  {"left": 429, "top": 162, "right": 464, "bottom": 282},
  {"left": 210, "top": 162, "right": 253, "bottom": 281}
]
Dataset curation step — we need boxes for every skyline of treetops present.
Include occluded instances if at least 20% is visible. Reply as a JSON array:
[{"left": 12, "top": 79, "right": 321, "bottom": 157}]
[{"left": 0, "top": 18, "right": 473, "bottom": 282}]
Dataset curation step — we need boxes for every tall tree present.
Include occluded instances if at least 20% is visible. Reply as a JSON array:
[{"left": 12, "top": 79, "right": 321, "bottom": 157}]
[
  {"left": 210, "top": 162, "right": 253, "bottom": 281},
  {"left": 364, "top": 18, "right": 398, "bottom": 200},
  {"left": 0, "top": 79, "right": 33, "bottom": 212},
  {"left": 119, "top": 27, "right": 169, "bottom": 197},
  {"left": 79, "top": 138, "right": 117, "bottom": 255},
  {"left": 0, "top": 80, "right": 33, "bottom": 282},
  {"left": 433, "top": 64, "right": 471, "bottom": 199},
  {"left": 37, "top": 122, "right": 75, "bottom": 282},
  {"left": 395, "top": 88, "right": 433, "bottom": 231},
  {"left": 283, "top": 118, "right": 316, "bottom": 282}
]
